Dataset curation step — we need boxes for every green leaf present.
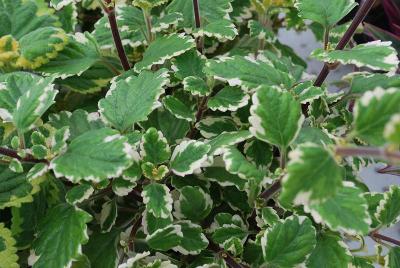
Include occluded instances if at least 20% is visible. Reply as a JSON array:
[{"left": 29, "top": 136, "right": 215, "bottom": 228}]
[
  {"left": 0, "top": 223, "right": 19, "bottom": 268},
  {"left": 208, "top": 86, "right": 249, "bottom": 112},
  {"left": 305, "top": 182, "right": 371, "bottom": 235},
  {"left": 347, "top": 72, "right": 400, "bottom": 95},
  {"left": 261, "top": 216, "right": 316, "bottom": 267},
  {"left": 172, "top": 49, "right": 206, "bottom": 80},
  {"left": 146, "top": 224, "right": 183, "bottom": 251},
  {"left": 354, "top": 88, "right": 400, "bottom": 145},
  {"left": 134, "top": 33, "right": 195, "bottom": 72},
  {"left": 248, "top": 19, "right": 275, "bottom": 40},
  {"left": 205, "top": 56, "right": 294, "bottom": 91},
  {"left": 249, "top": 86, "right": 304, "bottom": 148},
  {"left": 375, "top": 185, "right": 400, "bottom": 228},
  {"left": 196, "top": 116, "right": 237, "bottom": 138},
  {"left": 352, "top": 256, "right": 374, "bottom": 268},
  {"left": 65, "top": 183, "right": 94, "bottom": 205},
  {"left": 280, "top": 143, "right": 343, "bottom": 206},
  {"left": 173, "top": 221, "right": 208, "bottom": 255},
  {"left": 295, "top": 0, "right": 357, "bottom": 27},
  {"left": 170, "top": 140, "right": 210, "bottom": 176},
  {"left": 141, "top": 162, "right": 169, "bottom": 181},
  {"left": 140, "top": 127, "right": 171, "bottom": 164},
  {"left": 183, "top": 76, "right": 211, "bottom": 96},
  {"left": 311, "top": 41, "right": 399, "bottom": 72},
  {"left": 99, "top": 69, "right": 169, "bottom": 132},
  {"left": 142, "top": 183, "right": 173, "bottom": 219},
  {"left": 292, "top": 126, "right": 333, "bottom": 147},
  {"left": 0, "top": 0, "right": 57, "bottom": 39},
  {"left": 306, "top": 232, "right": 352, "bottom": 268},
  {"left": 143, "top": 209, "right": 173, "bottom": 235},
  {"left": 0, "top": 73, "right": 58, "bottom": 133},
  {"left": 193, "top": 19, "right": 238, "bottom": 41},
  {"left": 50, "top": 128, "right": 133, "bottom": 183},
  {"left": 386, "top": 247, "right": 400, "bottom": 268},
  {"left": 99, "top": 199, "right": 117, "bottom": 232},
  {"left": 31, "top": 203, "right": 92, "bottom": 268},
  {"left": 211, "top": 225, "right": 248, "bottom": 246},
  {"left": 207, "top": 130, "right": 252, "bottom": 156},
  {"left": 244, "top": 139, "right": 273, "bottom": 170},
  {"left": 0, "top": 164, "right": 44, "bottom": 209},
  {"left": 133, "top": 0, "right": 169, "bottom": 9},
  {"left": 174, "top": 186, "right": 213, "bottom": 222},
  {"left": 364, "top": 192, "right": 384, "bottom": 229},
  {"left": 256, "top": 207, "right": 279, "bottom": 227},
  {"left": 292, "top": 81, "right": 325, "bottom": 104},
  {"left": 203, "top": 166, "right": 246, "bottom": 191},
  {"left": 112, "top": 177, "right": 137, "bottom": 196},
  {"left": 222, "top": 146, "right": 264, "bottom": 182},
  {"left": 83, "top": 228, "right": 120, "bottom": 268},
  {"left": 163, "top": 95, "right": 195, "bottom": 122},
  {"left": 16, "top": 27, "right": 68, "bottom": 69},
  {"left": 37, "top": 32, "right": 101, "bottom": 78},
  {"left": 385, "top": 114, "right": 400, "bottom": 145}
]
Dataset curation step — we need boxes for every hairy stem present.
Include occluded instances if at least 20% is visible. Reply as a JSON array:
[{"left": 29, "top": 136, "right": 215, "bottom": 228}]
[
  {"left": 0, "top": 147, "right": 48, "bottom": 164},
  {"left": 335, "top": 146, "right": 400, "bottom": 162},
  {"left": 314, "top": 0, "right": 376, "bottom": 87},
  {"left": 102, "top": 0, "right": 130, "bottom": 71}
]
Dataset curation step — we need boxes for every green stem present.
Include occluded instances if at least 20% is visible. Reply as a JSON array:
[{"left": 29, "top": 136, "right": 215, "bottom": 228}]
[
  {"left": 323, "top": 27, "right": 330, "bottom": 50},
  {"left": 143, "top": 8, "right": 154, "bottom": 43},
  {"left": 279, "top": 147, "right": 287, "bottom": 169}
]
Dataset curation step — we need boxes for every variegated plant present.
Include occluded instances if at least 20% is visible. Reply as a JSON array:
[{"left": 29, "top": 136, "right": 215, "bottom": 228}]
[{"left": 1, "top": 0, "right": 400, "bottom": 267}]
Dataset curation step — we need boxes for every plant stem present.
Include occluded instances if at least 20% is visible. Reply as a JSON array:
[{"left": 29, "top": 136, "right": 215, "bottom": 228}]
[
  {"left": 279, "top": 147, "right": 287, "bottom": 169},
  {"left": 370, "top": 232, "right": 400, "bottom": 246},
  {"left": 335, "top": 146, "right": 400, "bottom": 162},
  {"left": 102, "top": 0, "right": 130, "bottom": 71},
  {"left": 187, "top": 96, "right": 208, "bottom": 138},
  {"left": 143, "top": 8, "right": 154, "bottom": 43},
  {"left": 192, "top": 0, "right": 204, "bottom": 53},
  {"left": 260, "top": 180, "right": 282, "bottom": 201},
  {"left": 0, "top": 146, "right": 48, "bottom": 164},
  {"left": 323, "top": 27, "right": 330, "bottom": 50},
  {"left": 314, "top": 0, "right": 376, "bottom": 87},
  {"left": 128, "top": 215, "right": 143, "bottom": 251}
]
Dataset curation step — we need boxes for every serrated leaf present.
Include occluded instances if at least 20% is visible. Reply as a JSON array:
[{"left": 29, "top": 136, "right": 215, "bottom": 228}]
[
  {"left": 257, "top": 207, "right": 279, "bottom": 227},
  {"left": 65, "top": 183, "right": 94, "bottom": 205},
  {"left": 134, "top": 33, "right": 195, "bottom": 72},
  {"left": 311, "top": 41, "right": 399, "bottom": 72},
  {"left": 354, "top": 88, "right": 400, "bottom": 145},
  {"left": 0, "top": 223, "right": 19, "bottom": 268},
  {"left": 174, "top": 186, "right": 213, "bottom": 222},
  {"left": 16, "top": 27, "right": 68, "bottom": 69},
  {"left": 141, "top": 162, "right": 169, "bottom": 181},
  {"left": 248, "top": 19, "right": 274, "bottom": 40},
  {"left": 112, "top": 177, "right": 137, "bottom": 196},
  {"left": 305, "top": 182, "right": 371, "bottom": 235},
  {"left": 83, "top": 228, "right": 120, "bottom": 268},
  {"left": 385, "top": 114, "right": 400, "bottom": 145},
  {"left": 208, "top": 86, "right": 249, "bottom": 112},
  {"left": 31, "top": 203, "right": 92, "bottom": 268},
  {"left": 292, "top": 126, "right": 333, "bottom": 147},
  {"left": 203, "top": 166, "right": 246, "bottom": 190},
  {"left": 261, "top": 216, "right": 316, "bottom": 267},
  {"left": 207, "top": 130, "right": 252, "bottom": 156},
  {"left": 146, "top": 224, "right": 183, "bottom": 251},
  {"left": 211, "top": 225, "right": 248, "bottom": 246},
  {"left": 37, "top": 32, "right": 101, "bottom": 78},
  {"left": 364, "top": 192, "right": 384, "bottom": 229},
  {"left": 173, "top": 221, "right": 208, "bottom": 255},
  {"left": 99, "top": 69, "right": 169, "bottom": 132},
  {"left": 205, "top": 56, "right": 294, "bottom": 91},
  {"left": 142, "top": 183, "right": 173, "bottom": 219},
  {"left": 163, "top": 95, "right": 195, "bottom": 122},
  {"left": 306, "top": 232, "right": 352, "bottom": 268},
  {"left": 295, "top": 0, "right": 357, "bottom": 27},
  {"left": 280, "top": 143, "right": 343, "bottom": 206},
  {"left": 249, "top": 86, "right": 304, "bottom": 149},
  {"left": 193, "top": 19, "right": 238, "bottom": 41},
  {"left": 170, "top": 140, "right": 210, "bottom": 176},
  {"left": 140, "top": 127, "right": 171, "bottom": 164},
  {"left": 386, "top": 247, "right": 400, "bottom": 268},
  {"left": 183, "top": 76, "right": 210, "bottom": 96},
  {"left": 347, "top": 72, "right": 400, "bottom": 95},
  {"left": 375, "top": 185, "right": 400, "bottom": 228},
  {"left": 352, "top": 256, "right": 374, "bottom": 268},
  {"left": 133, "top": 0, "right": 168, "bottom": 9},
  {"left": 0, "top": 73, "right": 58, "bottom": 133},
  {"left": 50, "top": 128, "right": 133, "bottom": 182}
]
